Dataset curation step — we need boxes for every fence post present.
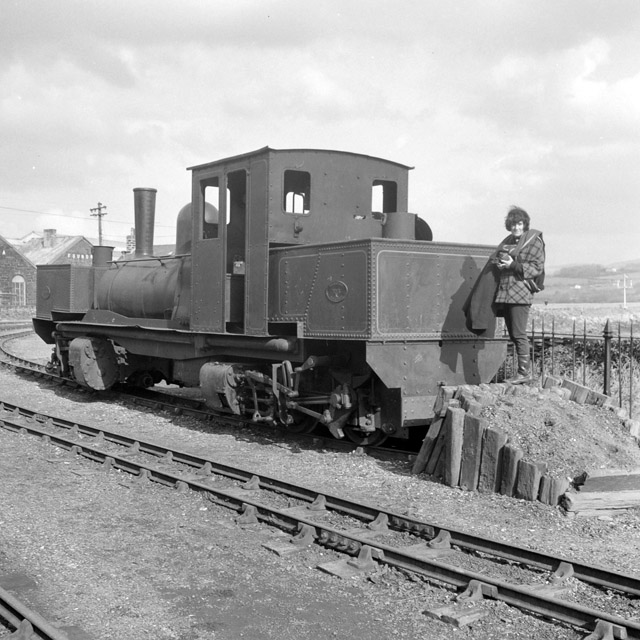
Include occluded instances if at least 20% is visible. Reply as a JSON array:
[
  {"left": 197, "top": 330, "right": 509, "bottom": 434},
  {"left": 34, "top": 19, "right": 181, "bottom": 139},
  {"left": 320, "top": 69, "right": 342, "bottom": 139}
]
[
  {"left": 531, "top": 318, "right": 536, "bottom": 379},
  {"left": 618, "top": 323, "right": 623, "bottom": 409},
  {"left": 551, "top": 316, "right": 555, "bottom": 375},
  {"left": 603, "top": 319, "right": 612, "bottom": 397},
  {"left": 540, "top": 316, "right": 545, "bottom": 381},
  {"left": 571, "top": 319, "right": 576, "bottom": 380},
  {"left": 582, "top": 320, "right": 587, "bottom": 386},
  {"left": 630, "top": 321, "right": 634, "bottom": 419}
]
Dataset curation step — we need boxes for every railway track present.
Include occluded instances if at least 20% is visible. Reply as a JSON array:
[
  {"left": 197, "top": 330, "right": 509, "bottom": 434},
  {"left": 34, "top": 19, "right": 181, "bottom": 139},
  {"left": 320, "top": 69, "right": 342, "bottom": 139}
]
[
  {"left": 3, "top": 326, "right": 640, "bottom": 637},
  {"left": 0, "top": 400, "right": 639, "bottom": 638}
]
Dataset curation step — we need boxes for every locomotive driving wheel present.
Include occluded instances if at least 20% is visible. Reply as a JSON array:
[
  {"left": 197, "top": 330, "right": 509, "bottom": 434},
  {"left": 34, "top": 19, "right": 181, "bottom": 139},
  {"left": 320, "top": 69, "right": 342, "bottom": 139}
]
[
  {"left": 283, "top": 411, "right": 319, "bottom": 435},
  {"left": 343, "top": 427, "right": 388, "bottom": 447}
]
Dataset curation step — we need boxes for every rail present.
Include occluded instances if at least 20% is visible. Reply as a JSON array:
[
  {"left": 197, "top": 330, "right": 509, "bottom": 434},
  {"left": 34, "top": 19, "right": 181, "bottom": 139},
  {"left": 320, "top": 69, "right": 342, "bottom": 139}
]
[{"left": 0, "top": 579, "right": 72, "bottom": 640}]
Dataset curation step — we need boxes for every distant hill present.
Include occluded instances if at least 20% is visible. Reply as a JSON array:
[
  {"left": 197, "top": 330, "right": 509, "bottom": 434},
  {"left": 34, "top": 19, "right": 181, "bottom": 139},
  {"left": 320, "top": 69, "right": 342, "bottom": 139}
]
[
  {"left": 548, "top": 258, "right": 640, "bottom": 277},
  {"left": 539, "top": 260, "right": 639, "bottom": 305},
  {"left": 609, "top": 257, "right": 640, "bottom": 271}
]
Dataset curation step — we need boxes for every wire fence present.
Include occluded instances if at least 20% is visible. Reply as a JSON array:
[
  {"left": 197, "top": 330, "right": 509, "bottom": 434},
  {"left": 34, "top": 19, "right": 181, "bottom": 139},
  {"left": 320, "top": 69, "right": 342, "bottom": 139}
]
[{"left": 500, "top": 318, "right": 637, "bottom": 418}]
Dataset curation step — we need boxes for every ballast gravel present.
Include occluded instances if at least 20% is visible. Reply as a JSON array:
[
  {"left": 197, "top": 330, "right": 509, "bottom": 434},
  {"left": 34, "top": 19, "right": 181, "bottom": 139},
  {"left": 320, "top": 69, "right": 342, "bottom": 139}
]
[{"left": 1, "top": 334, "right": 639, "bottom": 639}]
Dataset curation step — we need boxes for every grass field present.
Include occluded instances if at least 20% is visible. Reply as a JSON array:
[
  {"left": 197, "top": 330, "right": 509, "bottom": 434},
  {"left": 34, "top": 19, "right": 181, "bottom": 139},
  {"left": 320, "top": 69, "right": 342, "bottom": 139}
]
[
  {"left": 531, "top": 301, "right": 640, "bottom": 335},
  {"left": 539, "top": 261, "right": 640, "bottom": 307}
]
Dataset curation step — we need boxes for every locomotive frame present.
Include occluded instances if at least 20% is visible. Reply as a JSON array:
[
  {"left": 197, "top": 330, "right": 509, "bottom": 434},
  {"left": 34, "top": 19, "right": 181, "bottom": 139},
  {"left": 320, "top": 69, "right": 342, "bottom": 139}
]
[{"left": 33, "top": 147, "right": 506, "bottom": 445}]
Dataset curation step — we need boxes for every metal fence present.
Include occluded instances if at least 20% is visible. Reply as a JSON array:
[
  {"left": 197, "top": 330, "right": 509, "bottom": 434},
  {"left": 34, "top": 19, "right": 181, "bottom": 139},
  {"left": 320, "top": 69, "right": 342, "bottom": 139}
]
[{"left": 501, "top": 318, "right": 637, "bottom": 418}]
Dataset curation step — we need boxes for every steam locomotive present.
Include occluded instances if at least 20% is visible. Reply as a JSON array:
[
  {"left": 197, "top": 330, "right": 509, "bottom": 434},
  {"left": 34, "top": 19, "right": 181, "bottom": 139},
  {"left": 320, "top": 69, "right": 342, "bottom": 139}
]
[{"left": 33, "top": 147, "right": 506, "bottom": 445}]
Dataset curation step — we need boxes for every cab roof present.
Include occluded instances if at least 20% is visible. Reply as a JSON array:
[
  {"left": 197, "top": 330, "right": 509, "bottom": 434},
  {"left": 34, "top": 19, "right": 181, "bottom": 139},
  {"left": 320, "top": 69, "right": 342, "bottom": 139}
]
[{"left": 187, "top": 146, "right": 414, "bottom": 172}]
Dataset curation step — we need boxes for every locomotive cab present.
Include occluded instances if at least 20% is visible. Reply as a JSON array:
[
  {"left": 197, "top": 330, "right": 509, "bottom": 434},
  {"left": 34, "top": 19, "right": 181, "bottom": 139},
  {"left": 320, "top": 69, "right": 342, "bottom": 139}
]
[{"left": 187, "top": 147, "right": 415, "bottom": 336}]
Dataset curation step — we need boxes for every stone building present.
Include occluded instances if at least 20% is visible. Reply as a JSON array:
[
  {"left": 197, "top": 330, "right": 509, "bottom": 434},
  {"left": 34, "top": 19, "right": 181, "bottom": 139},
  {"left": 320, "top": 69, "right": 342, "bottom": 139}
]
[
  {"left": 0, "top": 234, "right": 36, "bottom": 307},
  {"left": 0, "top": 229, "right": 93, "bottom": 307}
]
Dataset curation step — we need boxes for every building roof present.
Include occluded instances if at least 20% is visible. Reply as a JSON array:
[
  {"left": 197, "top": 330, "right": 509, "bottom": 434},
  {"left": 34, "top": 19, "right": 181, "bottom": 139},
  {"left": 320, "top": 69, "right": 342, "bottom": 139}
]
[
  {"left": 9, "top": 231, "right": 93, "bottom": 266},
  {"left": 8, "top": 231, "right": 42, "bottom": 244},
  {"left": 7, "top": 230, "right": 171, "bottom": 265},
  {"left": 0, "top": 233, "right": 36, "bottom": 267}
]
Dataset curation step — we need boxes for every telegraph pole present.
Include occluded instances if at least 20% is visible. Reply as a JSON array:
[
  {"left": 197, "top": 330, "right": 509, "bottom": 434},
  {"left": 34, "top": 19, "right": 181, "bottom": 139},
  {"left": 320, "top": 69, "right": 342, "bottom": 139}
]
[
  {"left": 90, "top": 202, "right": 108, "bottom": 245},
  {"left": 623, "top": 273, "right": 632, "bottom": 310}
]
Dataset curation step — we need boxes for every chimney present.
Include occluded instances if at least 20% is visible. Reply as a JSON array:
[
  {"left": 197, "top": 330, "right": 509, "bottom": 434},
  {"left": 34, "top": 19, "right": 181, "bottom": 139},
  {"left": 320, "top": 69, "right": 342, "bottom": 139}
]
[
  {"left": 133, "top": 188, "right": 156, "bottom": 258},
  {"left": 43, "top": 229, "right": 56, "bottom": 248},
  {"left": 126, "top": 227, "right": 136, "bottom": 253}
]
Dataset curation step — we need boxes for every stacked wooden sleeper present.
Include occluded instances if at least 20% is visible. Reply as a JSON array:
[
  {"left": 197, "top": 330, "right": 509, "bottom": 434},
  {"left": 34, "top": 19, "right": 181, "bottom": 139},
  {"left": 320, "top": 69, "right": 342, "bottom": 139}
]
[{"left": 412, "top": 377, "right": 640, "bottom": 516}]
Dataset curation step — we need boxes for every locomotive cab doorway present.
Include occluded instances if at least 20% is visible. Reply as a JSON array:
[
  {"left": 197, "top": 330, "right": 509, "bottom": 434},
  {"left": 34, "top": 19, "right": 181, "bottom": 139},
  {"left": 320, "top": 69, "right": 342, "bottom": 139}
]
[{"left": 191, "top": 169, "right": 247, "bottom": 333}]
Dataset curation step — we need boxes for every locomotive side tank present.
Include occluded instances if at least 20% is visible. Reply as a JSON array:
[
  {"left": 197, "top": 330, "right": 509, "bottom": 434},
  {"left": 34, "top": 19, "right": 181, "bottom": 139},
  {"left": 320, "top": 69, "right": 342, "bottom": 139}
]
[{"left": 33, "top": 147, "right": 506, "bottom": 445}]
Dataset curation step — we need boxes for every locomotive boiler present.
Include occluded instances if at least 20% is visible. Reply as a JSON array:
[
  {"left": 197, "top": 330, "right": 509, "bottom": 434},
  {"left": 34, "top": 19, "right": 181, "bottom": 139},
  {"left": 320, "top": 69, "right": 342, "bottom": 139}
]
[{"left": 33, "top": 147, "right": 506, "bottom": 445}]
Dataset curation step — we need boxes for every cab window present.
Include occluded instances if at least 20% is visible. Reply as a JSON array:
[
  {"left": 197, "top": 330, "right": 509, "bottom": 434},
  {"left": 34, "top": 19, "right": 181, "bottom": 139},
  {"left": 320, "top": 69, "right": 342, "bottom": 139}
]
[
  {"left": 202, "top": 178, "right": 220, "bottom": 239},
  {"left": 283, "top": 170, "right": 310, "bottom": 215},
  {"left": 372, "top": 179, "right": 398, "bottom": 214}
]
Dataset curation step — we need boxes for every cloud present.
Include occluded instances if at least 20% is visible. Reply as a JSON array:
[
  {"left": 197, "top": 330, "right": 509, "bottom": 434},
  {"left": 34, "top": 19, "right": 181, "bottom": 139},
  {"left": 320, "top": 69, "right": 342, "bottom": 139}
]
[{"left": 1, "top": 1, "right": 640, "bottom": 267}]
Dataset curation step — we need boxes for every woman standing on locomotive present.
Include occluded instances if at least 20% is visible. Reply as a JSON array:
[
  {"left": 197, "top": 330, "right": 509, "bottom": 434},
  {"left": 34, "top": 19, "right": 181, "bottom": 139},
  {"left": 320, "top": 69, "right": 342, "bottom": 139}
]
[{"left": 494, "top": 206, "right": 545, "bottom": 384}]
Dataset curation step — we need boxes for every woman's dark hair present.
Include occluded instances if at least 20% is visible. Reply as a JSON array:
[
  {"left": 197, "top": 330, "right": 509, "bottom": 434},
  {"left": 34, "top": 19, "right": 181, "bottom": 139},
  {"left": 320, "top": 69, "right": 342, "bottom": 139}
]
[{"left": 505, "top": 206, "right": 530, "bottom": 231}]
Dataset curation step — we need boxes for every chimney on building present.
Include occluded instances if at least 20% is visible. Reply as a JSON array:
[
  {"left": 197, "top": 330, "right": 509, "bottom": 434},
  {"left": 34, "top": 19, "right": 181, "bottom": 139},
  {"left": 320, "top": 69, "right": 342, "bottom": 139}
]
[
  {"left": 126, "top": 227, "right": 136, "bottom": 253},
  {"left": 43, "top": 229, "right": 56, "bottom": 248}
]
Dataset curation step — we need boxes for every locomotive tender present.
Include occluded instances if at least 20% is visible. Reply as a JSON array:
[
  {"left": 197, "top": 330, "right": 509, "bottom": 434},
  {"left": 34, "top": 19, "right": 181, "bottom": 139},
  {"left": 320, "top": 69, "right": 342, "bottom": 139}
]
[{"left": 33, "top": 147, "right": 506, "bottom": 445}]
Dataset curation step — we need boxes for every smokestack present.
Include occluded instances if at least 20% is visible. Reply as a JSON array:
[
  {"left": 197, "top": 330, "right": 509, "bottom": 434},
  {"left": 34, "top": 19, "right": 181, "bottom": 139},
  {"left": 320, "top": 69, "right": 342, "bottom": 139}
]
[{"left": 133, "top": 187, "right": 157, "bottom": 258}]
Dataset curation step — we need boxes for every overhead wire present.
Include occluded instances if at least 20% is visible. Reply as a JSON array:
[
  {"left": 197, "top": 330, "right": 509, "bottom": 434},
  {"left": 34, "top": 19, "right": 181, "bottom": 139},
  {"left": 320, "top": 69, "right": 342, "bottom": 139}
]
[{"left": 0, "top": 204, "right": 175, "bottom": 230}]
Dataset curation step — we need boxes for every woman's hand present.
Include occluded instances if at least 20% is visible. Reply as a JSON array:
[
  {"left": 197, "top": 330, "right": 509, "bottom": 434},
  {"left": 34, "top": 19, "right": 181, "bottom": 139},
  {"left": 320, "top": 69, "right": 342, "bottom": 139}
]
[{"left": 498, "top": 254, "right": 514, "bottom": 269}]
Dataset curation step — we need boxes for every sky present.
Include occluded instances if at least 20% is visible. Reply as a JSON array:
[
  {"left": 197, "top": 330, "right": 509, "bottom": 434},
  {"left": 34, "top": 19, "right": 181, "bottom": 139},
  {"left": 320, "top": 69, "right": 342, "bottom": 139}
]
[{"left": 2, "top": 0, "right": 640, "bottom": 270}]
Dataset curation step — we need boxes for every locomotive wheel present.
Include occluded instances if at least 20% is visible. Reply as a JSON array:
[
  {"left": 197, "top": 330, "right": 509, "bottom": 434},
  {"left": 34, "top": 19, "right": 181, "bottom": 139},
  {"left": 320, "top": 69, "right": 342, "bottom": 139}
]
[
  {"left": 343, "top": 427, "right": 388, "bottom": 447},
  {"left": 283, "top": 412, "right": 318, "bottom": 435}
]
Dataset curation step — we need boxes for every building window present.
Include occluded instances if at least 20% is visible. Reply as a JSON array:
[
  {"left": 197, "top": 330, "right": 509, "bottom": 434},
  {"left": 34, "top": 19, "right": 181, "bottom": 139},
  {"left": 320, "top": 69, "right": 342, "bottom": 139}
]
[
  {"left": 283, "top": 170, "right": 310, "bottom": 214},
  {"left": 12, "top": 275, "right": 26, "bottom": 306}
]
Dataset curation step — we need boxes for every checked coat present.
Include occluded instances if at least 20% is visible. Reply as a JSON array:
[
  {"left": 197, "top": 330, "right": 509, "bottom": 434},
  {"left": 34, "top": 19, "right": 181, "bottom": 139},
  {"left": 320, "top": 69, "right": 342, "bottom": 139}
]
[{"left": 494, "top": 229, "right": 545, "bottom": 305}]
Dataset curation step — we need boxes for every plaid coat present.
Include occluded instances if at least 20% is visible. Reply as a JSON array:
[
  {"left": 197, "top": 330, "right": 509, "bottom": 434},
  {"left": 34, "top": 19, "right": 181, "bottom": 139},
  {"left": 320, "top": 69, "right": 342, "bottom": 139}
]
[{"left": 494, "top": 230, "right": 545, "bottom": 305}]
